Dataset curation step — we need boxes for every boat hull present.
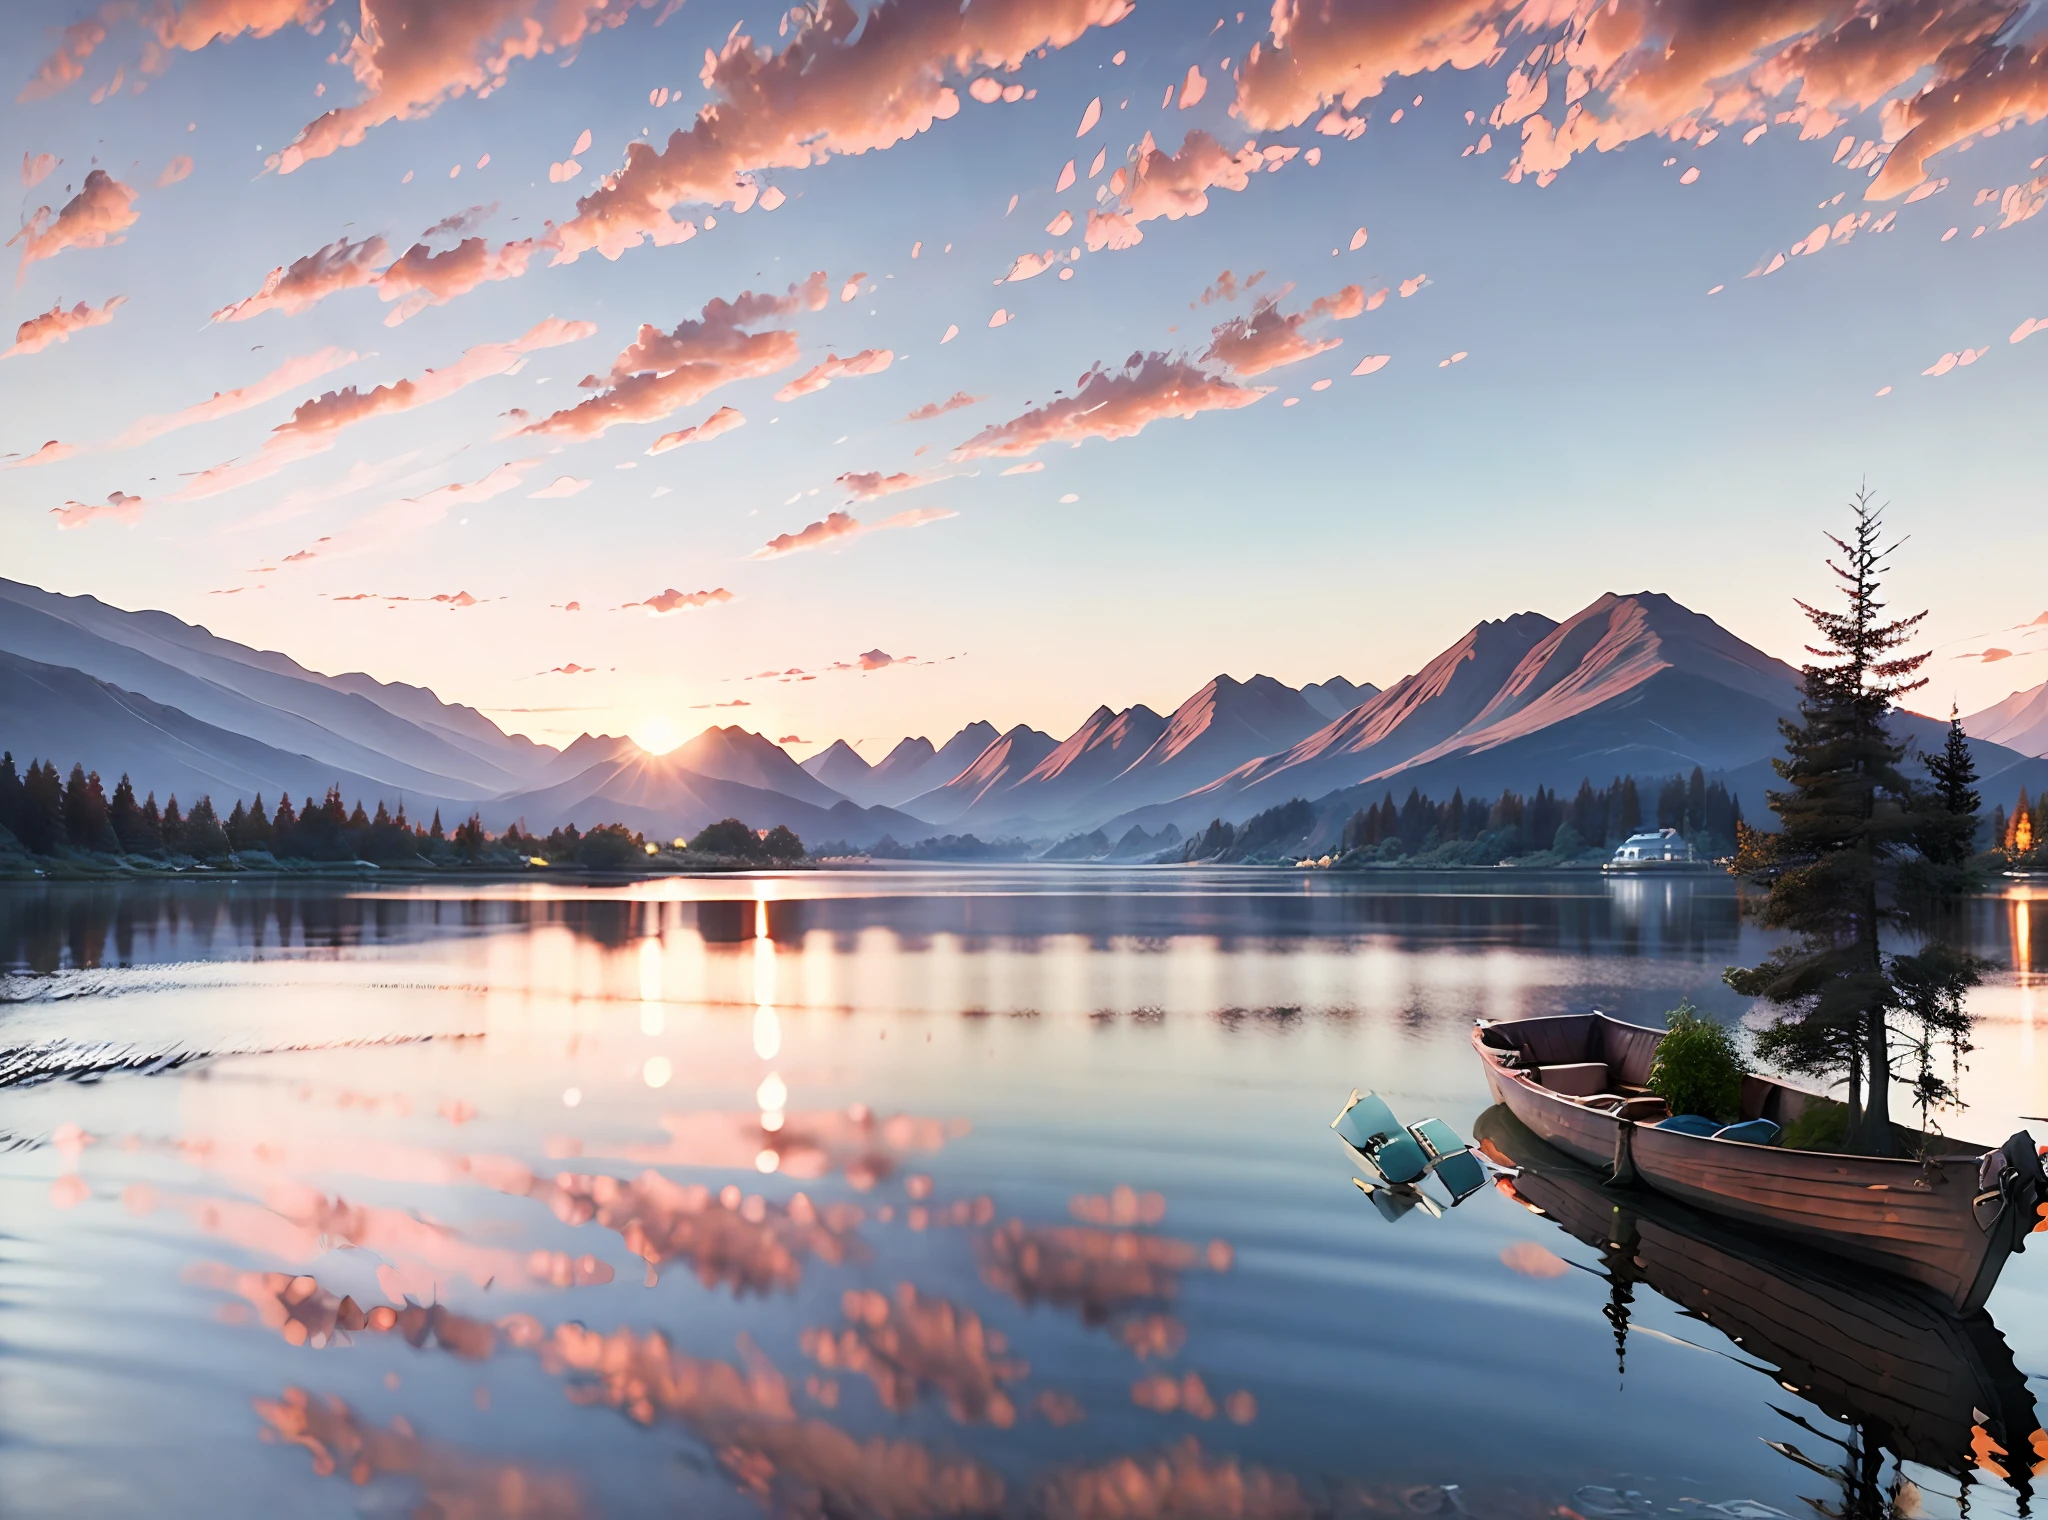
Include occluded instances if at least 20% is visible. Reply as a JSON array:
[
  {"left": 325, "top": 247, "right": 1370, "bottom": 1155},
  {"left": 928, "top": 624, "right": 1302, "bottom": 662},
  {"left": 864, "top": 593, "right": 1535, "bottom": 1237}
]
[
  {"left": 1474, "top": 1012, "right": 2034, "bottom": 1314},
  {"left": 1474, "top": 1105, "right": 2039, "bottom": 1476}
]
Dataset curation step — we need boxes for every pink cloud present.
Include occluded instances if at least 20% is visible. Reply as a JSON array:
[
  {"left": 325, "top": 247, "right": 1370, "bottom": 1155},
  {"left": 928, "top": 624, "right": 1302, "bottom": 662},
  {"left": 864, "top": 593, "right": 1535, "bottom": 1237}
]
[
  {"left": 838, "top": 469, "right": 932, "bottom": 500},
  {"left": 5, "top": 439, "right": 76, "bottom": 470},
  {"left": 1230, "top": 1, "right": 2030, "bottom": 200},
  {"left": 620, "top": 586, "right": 735, "bottom": 615},
  {"left": 1178, "top": 64, "right": 1208, "bottom": 109},
  {"left": 552, "top": 0, "right": 1136, "bottom": 261},
  {"left": 2, "top": 294, "right": 125, "bottom": 359},
  {"left": 22, "top": 152, "right": 58, "bottom": 188},
  {"left": 519, "top": 275, "right": 823, "bottom": 440},
  {"left": 422, "top": 202, "right": 498, "bottom": 238},
  {"left": 528, "top": 475, "right": 590, "bottom": 499},
  {"left": 1082, "top": 130, "right": 1262, "bottom": 252},
  {"left": 1204, "top": 283, "right": 1363, "bottom": 376},
  {"left": 953, "top": 352, "right": 1271, "bottom": 459},
  {"left": 773, "top": 346, "right": 894, "bottom": 401},
  {"left": 376, "top": 236, "right": 542, "bottom": 324},
  {"left": 649, "top": 405, "right": 746, "bottom": 454},
  {"left": 1000, "top": 461, "right": 1044, "bottom": 475},
  {"left": 10, "top": 169, "right": 138, "bottom": 269},
  {"left": 273, "top": 0, "right": 674, "bottom": 174},
  {"left": 1002, "top": 249, "right": 1060, "bottom": 282},
  {"left": 51, "top": 489, "right": 144, "bottom": 530},
  {"left": 212, "top": 235, "right": 388, "bottom": 322},
  {"left": 152, "top": 0, "right": 334, "bottom": 54},
  {"left": 902, "top": 390, "right": 981, "bottom": 421},
  {"left": 114, "top": 346, "right": 357, "bottom": 447},
  {"left": 178, "top": 318, "right": 591, "bottom": 500},
  {"left": 1197, "top": 268, "right": 1264, "bottom": 305},
  {"left": 750, "top": 505, "right": 956, "bottom": 560},
  {"left": 18, "top": 17, "right": 108, "bottom": 103},
  {"left": 546, "top": 663, "right": 598, "bottom": 675},
  {"left": 157, "top": 155, "right": 193, "bottom": 187}
]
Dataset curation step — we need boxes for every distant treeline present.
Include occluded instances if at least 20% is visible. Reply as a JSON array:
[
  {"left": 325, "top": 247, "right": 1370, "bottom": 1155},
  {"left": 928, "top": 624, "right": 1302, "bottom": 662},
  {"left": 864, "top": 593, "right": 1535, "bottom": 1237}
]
[
  {"left": 0, "top": 755, "right": 803, "bottom": 869},
  {"left": 1183, "top": 771, "right": 1746, "bottom": 866}
]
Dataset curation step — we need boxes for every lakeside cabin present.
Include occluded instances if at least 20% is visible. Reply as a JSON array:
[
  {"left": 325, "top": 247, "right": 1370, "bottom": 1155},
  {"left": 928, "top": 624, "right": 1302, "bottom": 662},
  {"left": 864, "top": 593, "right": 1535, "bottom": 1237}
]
[{"left": 1608, "top": 827, "right": 1694, "bottom": 868}]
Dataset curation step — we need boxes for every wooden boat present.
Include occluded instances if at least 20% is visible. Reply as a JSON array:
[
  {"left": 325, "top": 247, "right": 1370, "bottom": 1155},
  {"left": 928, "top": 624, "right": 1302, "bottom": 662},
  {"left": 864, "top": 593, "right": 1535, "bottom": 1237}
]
[
  {"left": 1472, "top": 1011, "right": 2045, "bottom": 1313},
  {"left": 1473, "top": 1105, "right": 2043, "bottom": 1482}
]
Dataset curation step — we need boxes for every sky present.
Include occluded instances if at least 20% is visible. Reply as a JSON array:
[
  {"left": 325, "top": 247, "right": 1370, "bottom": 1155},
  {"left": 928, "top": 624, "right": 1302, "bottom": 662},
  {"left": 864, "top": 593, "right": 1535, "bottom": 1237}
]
[{"left": 5, "top": 0, "right": 2047, "bottom": 759}]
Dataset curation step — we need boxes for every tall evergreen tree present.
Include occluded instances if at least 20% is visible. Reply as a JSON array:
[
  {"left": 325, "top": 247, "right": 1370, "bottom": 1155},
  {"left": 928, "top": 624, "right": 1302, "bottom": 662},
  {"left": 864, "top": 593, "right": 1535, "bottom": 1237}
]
[
  {"left": 109, "top": 774, "right": 158, "bottom": 852},
  {"left": 160, "top": 795, "right": 185, "bottom": 853},
  {"left": 1725, "top": 488, "right": 1977, "bottom": 1155},
  {"left": 18, "top": 760, "right": 66, "bottom": 854},
  {"left": 183, "top": 796, "right": 231, "bottom": 859},
  {"left": 0, "top": 752, "right": 23, "bottom": 842},
  {"left": 63, "top": 765, "right": 119, "bottom": 853},
  {"left": 1915, "top": 705, "right": 1983, "bottom": 872},
  {"left": 1616, "top": 777, "right": 1643, "bottom": 838}
]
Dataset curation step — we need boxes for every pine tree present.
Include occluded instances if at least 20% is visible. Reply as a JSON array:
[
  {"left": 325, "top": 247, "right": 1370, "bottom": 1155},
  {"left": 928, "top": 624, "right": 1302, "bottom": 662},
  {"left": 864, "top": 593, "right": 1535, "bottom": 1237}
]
[
  {"left": 1617, "top": 777, "right": 1643, "bottom": 838},
  {"left": 18, "top": 760, "right": 66, "bottom": 854},
  {"left": 183, "top": 796, "right": 231, "bottom": 859},
  {"left": 241, "top": 793, "right": 273, "bottom": 850},
  {"left": 0, "top": 752, "right": 23, "bottom": 842},
  {"left": 160, "top": 795, "right": 185, "bottom": 853},
  {"left": 63, "top": 764, "right": 119, "bottom": 853},
  {"left": 1685, "top": 766, "right": 1708, "bottom": 836},
  {"left": 1916, "top": 705, "right": 1982, "bottom": 870},
  {"left": 1725, "top": 487, "right": 1976, "bottom": 1155},
  {"left": 109, "top": 774, "right": 155, "bottom": 853},
  {"left": 429, "top": 809, "right": 446, "bottom": 843},
  {"left": 141, "top": 792, "right": 163, "bottom": 849}
]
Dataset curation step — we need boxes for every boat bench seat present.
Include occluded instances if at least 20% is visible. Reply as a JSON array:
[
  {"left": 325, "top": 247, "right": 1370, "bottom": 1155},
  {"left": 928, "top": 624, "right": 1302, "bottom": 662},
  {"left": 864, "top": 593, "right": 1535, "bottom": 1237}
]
[{"left": 1531, "top": 1062, "right": 1612, "bottom": 1097}]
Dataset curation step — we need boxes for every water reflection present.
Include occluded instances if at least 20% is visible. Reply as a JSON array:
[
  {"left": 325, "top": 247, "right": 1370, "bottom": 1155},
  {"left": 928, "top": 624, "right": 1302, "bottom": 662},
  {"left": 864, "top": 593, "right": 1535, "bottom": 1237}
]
[
  {"left": 1475, "top": 1105, "right": 2044, "bottom": 1510},
  {"left": 7, "top": 873, "right": 2048, "bottom": 1518}
]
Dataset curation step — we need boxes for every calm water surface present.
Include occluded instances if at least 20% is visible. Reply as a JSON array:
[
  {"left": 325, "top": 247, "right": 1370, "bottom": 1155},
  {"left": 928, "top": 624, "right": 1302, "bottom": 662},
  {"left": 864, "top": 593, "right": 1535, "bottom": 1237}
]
[{"left": 2, "top": 869, "right": 2045, "bottom": 1519}]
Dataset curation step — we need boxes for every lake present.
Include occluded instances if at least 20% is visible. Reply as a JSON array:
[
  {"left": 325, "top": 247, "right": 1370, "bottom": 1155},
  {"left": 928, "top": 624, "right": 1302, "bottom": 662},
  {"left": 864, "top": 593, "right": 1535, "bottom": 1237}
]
[{"left": 2, "top": 869, "right": 2044, "bottom": 1519}]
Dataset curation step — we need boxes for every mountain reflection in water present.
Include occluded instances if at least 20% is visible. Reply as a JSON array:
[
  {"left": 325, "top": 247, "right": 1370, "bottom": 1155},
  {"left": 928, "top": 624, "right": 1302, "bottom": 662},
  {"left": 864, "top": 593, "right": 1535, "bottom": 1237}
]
[{"left": 2, "top": 871, "right": 2046, "bottom": 1518}]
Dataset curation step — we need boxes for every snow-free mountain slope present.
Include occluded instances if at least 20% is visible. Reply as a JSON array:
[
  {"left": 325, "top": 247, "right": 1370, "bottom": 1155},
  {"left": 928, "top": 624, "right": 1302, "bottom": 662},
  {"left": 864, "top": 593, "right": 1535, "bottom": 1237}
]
[
  {"left": 948, "top": 704, "right": 1169, "bottom": 826},
  {"left": 1300, "top": 677, "right": 1378, "bottom": 720},
  {"left": 802, "top": 739, "right": 884, "bottom": 804},
  {"left": 1069, "top": 675, "right": 1332, "bottom": 819},
  {"left": 666, "top": 726, "right": 847, "bottom": 808},
  {"left": 908, "top": 725, "right": 1060, "bottom": 821},
  {"left": 1158, "top": 615, "right": 1561, "bottom": 822},
  {"left": 0, "top": 578, "right": 549, "bottom": 795},
  {"left": 1966, "top": 681, "right": 2048, "bottom": 758},
  {"left": 0, "top": 650, "right": 462, "bottom": 815},
  {"left": 865, "top": 722, "right": 1001, "bottom": 809}
]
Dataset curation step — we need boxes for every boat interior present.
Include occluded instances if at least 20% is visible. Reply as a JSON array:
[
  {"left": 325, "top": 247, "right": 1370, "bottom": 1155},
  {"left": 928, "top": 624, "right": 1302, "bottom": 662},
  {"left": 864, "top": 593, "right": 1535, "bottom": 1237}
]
[{"left": 1478, "top": 1011, "right": 1820, "bottom": 1129}]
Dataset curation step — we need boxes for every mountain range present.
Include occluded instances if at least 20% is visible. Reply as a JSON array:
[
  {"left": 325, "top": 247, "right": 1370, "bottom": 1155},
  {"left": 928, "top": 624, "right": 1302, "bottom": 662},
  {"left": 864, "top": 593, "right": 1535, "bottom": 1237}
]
[{"left": 4, "top": 575, "right": 2044, "bottom": 854}]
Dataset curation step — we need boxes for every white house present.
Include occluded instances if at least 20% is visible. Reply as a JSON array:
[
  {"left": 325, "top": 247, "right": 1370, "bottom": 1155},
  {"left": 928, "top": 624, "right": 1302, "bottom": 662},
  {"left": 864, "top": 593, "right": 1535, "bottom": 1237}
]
[{"left": 1609, "top": 827, "right": 1693, "bottom": 866}]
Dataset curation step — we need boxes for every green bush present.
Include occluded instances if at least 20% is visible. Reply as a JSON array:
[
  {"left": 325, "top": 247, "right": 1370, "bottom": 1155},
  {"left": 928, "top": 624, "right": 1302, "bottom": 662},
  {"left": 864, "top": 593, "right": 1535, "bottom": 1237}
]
[
  {"left": 1645, "top": 1001, "right": 1746, "bottom": 1122},
  {"left": 575, "top": 824, "right": 642, "bottom": 869}
]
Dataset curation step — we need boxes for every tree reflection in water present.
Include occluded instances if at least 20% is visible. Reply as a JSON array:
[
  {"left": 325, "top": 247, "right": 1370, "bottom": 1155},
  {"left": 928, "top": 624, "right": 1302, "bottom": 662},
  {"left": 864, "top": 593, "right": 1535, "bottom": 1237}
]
[{"left": 1475, "top": 1106, "right": 2044, "bottom": 1519}]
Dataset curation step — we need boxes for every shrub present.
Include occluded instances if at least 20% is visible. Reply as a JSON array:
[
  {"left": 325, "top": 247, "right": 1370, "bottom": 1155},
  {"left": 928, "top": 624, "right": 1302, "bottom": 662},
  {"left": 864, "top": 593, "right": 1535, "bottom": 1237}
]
[
  {"left": 690, "top": 818, "right": 763, "bottom": 860},
  {"left": 1645, "top": 1001, "right": 1746, "bottom": 1122},
  {"left": 575, "top": 824, "right": 642, "bottom": 870}
]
